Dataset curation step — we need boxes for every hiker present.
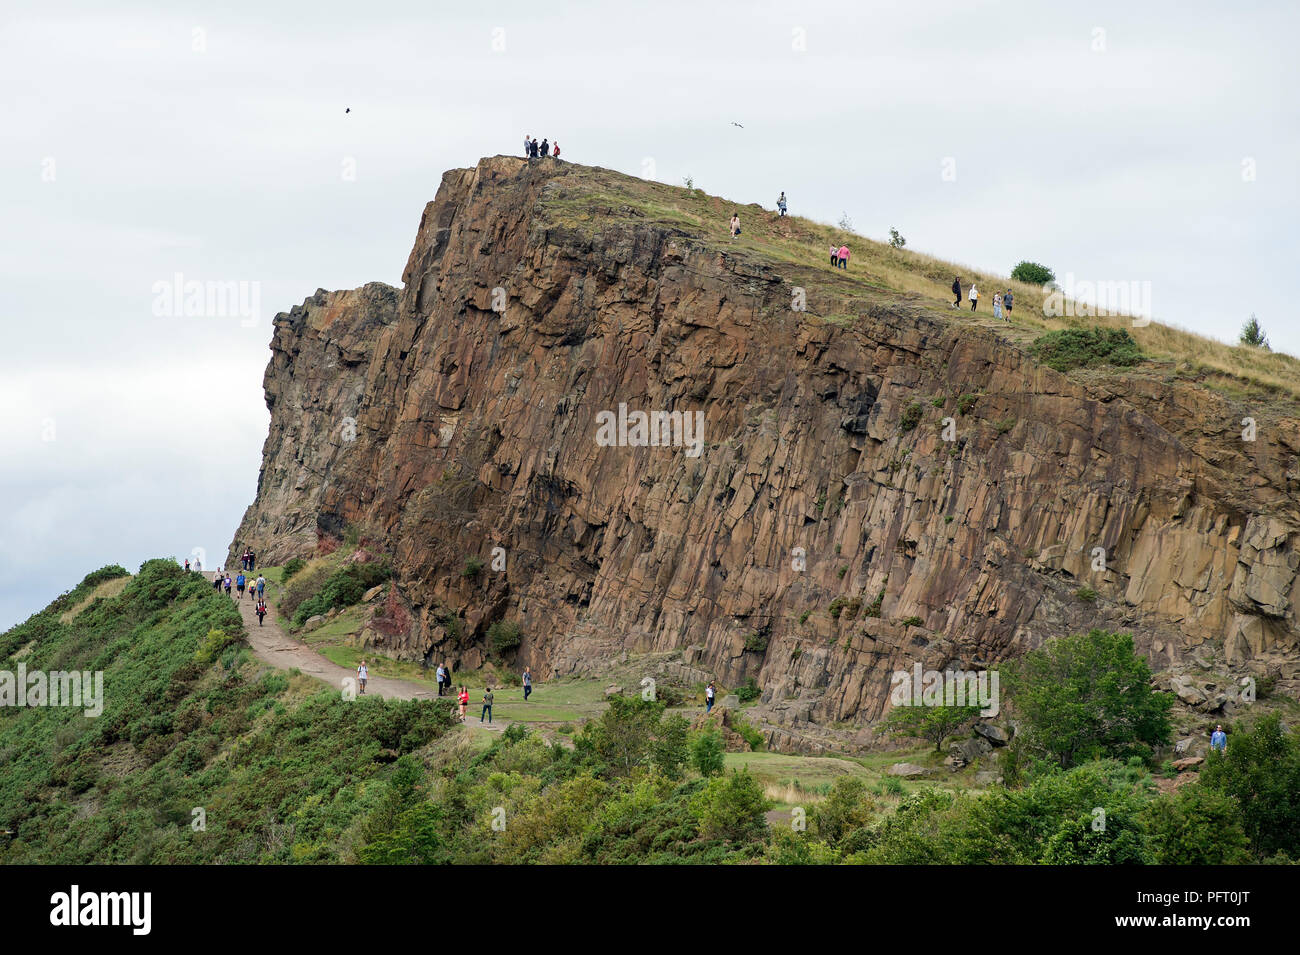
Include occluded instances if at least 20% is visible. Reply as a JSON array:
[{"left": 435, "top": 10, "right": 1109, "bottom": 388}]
[
  {"left": 481, "top": 687, "right": 494, "bottom": 723},
  {"left": 729, "top": 213, "right": 741, "bottom": 238},
  {"left": 830, "top": 244, "right": 839, "bottom": 267},
  {"left": 993, "top": 291, "right": 1003, "bottom": 320},
  {"left": 184, "top": 558, "right": 190, "bottom": 572},
  {"left": 705, "top": 681, "right": 716, "bottom": 713},
  {"left": 458, "top": 685, "right": 469, "bottom": 721},
  {"left": 523, "top": 667, "right": 532, "bottom": 702},
  {"left": 256, "top": 599, "right": 267, "bottom": 627},
  {"left": 1003, "top": 290, "right": 1013, "bottom": 319},
  {"left": 256, "top": 574, "right": 265, "bottom": 599},
  {"left": 248, "top": 550, "right": 256, "bottom": 572},
  {"left": 951, "top": 277, "right": 962, "bottom": 308},
  {"left": 224, "top": 574, "right": 232, "bottom": 595},
  {"left": 357, "top": 659, "right": 368, "bottom": 695},
  {"left": 1211, "top": 724, "right": 1227, "bottom": 753},
  {"left": 236, "top": 572, "right": 246, "bottom": 596},
  {"left": 777, "top": 192, "right": 787, "bottom": 216},
  {"left": 540, "top": 138, "right": 549, "bottom": 157},
  {"left": 195, "top": 558, "right": 201, "bottom": 571},
  {"left": 523, "top": 133, "right": 530, "bottom": 156},
  {"left": 213, "top": 572, "right": 222, "bottom": 592},
  {"left": 969, "top": 283, "right": 979, "bottom": 311},
  {"left": 531, "top": 138, "right": 539, "bottom": 158},
  {"left": 552, "top": 141, "right": 561, "bottom": 160},
  {"left": 436, "top": 663, "right": 446, "bottom": 696},
  {"left": 837, "top": 245, "right": 850, "bottom": 270}
]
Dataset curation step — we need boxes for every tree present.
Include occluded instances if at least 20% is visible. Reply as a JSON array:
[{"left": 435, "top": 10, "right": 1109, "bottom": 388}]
[
  {"left": 689, "top": 769, "right": 770, "bottom": 842},
  {"left": 888, "top": 227, "right": 907, "bottom": 249},
  {"left": 1011, "top": 260, "right": 1056, "bottom": 286},
  {"left": 1005, "top": 629, "right": 1173, "bottom": 768},
  {"left": 1142, "top": 786, "right": 1252, "bottom": 864},
  {"left": 886, "top": 704, "right": 981, "bottom": 752},
  {"left": 689, "top": 728, "right": 725, "bottom": 777},
  {"left": 838, "top": 212, "right": 853, "bottom": 232},
  {"left": 1198, "top": 713, "right": 1300, "bottom": 859},
  {"left": 1239, "top": 314, "right": 1269, "bottom": 349},
  {"left": 575, "top": 696, "right": 687, "bottom": 780},
  {"left": 812, "top": 776, "right": 876, "bottom": 846}
]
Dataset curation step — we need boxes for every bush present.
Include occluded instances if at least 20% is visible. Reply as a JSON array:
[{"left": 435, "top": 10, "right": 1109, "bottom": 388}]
[
  {"left": 742, "top": 631, "right": 768, "bottom": 653},
  {"left": 899, "top": 616, "right": 924, "bottom": 628},
  {"left": 291, "top": 561, "right": 391, "bottom": 627},
  {"left": 690, "top": 769, "right": 770, "bottom": 842},
  {"left": 1031, "top": 327, "right": 1143, "bottom": 373},
  {"left": 488, "top": 620, "right": 522, "bottom": 655},
  {"left": 1239, "top": 314, "right": 1269, "bottom": 349},
  {"left": 900, "top": 402, "right": 923, "bottom": 432},
  {"left": 462, "top": 556, "right": 484, "bottom": 578},
  {"left": 690, "top": 730, "right": 726, "bottom": 777},
  {"left": 864, "top": 590, "right": 885, "bottom": 618},
  {"left": 282, "top": 557, "right": 307, "bottom": 581},
  {"left": 729, "top": 713, "right": 765, "bottom": 751},
  {"left": 828, "top": 597, "right": 861, "bottom": 621},
  {"left": 1198, "top": 713, "right": 1300, "bottom": 860},
  {"left": 1075, "top": 587, "right": 1098, "bottom": 602},
  {"left": 1011, "top": 260, "right": 1055, "bottom": 285},
  {"left": 888, "top": 228, "right": 906, "bottom": 249},
  {"left": 957, "top": 393, "right": 979, "bottom": 416},
  {"left": 195, "top": 628, "right": 241, "bottom": 665},
  {"left": 735, "top": 678, "right": 761, "bottom": 703}
]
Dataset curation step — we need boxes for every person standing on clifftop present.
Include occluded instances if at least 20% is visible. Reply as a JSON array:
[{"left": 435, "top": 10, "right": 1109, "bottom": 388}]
[
  {"left": 837, "top": 245, "right": 850, "bottom": 270},
  {"left": 969, "top": 283, "right": 979, "bottom": 311},
  {"left": 993, "top": 291, "right": 1003, "bottom": 320},
  {"left": 540, "top": 138, "right": 549, "bottom": 157},
  {"left": 1003, "top": 289, "right": 1013, "bottom": 319},
  {"left": 552, "top": 142, "right": 561, "bottom": 160},
  {"left": 777, "top": 192, "right": 787, "bottom": 216},
  {"left": 951, "top": 277, "right": 962, "bottom": 308},
  {"left": 730, "top": 213, "right": 741, "bottom": 238},
  {"left": 523, "top": 133, "right": 530, "bottom": 156}
]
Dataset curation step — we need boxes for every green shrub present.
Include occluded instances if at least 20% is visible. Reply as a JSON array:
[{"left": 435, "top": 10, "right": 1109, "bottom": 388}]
[
  {"left": 864, "top": 590, "right": 885, "bottom": 618},
  {"left": 828, "top": 597, "right": 862, "bottom": 621},
  {"left": 489, "top": 620, "right": 522, "bottom": 655},
  {"left": 836, "top": 565, "right": 848, "bottom": 579},
  {"left": 900, "top": 402, "right": 924, "bottom": 432},
  {"left": 993, "top": 417, "right": 1016, "bottom": 435},
  {"left": 798, "top": 610, "right": 811, "bottom": 625},
  {"left": 1031, "top": 327, "right": 1143, "bottom": 373},
  {"left": 462, "top": 556, "right": 485, "bottom": 578},
  {"left": 742, "top": 631, "right": 768, "bottom": 653},
  {"left": 195, "top": 628, "right": 240, "bottom": 665},
  {"left": 1011, "top": 260, "right": 1055, "bottom": 285},
  {"left": 956, "top": 393, "right": 979, "bottom": 416},
  {"left": 730, "top": 714, "right": 765, "bottom": 751},
  {"left": 1075, "top": 586, "right": 1098, "bottom": 602},
  {"left": 930, "top": 396, "right": 945, "bottom": 409},
  {"left": 1239, "top": 314, "right": 1269, "bottom": 349},
  {"left": 690, "top": 730, "right": 726, "bottom": 777},
  {"left": 689, "top": 769, "right": 770, "bottom": 842},
  {"left": 899, "top": 616, "right": 924, "bottom": 628},
  {"left": 282, "top": 557, "right": 307, "bottom": 581},
  {"left": 735, "top": 678, "right": 761, "bottom": 703},
  {"left": 291, "top": 561, "right": 391, "bottom": 627}
]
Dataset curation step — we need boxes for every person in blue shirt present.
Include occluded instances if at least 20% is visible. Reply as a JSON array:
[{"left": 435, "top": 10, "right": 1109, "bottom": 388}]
[
  {"left": 1210, "top": 725, "right": 1227, "bottom": 753},
  {"left": 236, "top": 572, "right": 246, "bottom": 596}
]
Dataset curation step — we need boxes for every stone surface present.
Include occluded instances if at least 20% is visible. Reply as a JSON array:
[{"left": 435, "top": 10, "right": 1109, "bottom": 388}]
[
  {"left": 228, "top": 155, "right": 1300, "bottom": 752},
  {"left": 888, "top": 763, "right": 929, "bottom": 778}
]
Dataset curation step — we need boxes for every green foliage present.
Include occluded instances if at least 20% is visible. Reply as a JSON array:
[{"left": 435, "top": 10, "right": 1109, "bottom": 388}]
[
  {"left": 1031, "top": 327, "right": 1143, "bottom": 373},
  {"left": 899, "top": 615, "right": 924, "bottom": 628},
  {"left": 281, "top": 557, "right": 307, "bottom": 581},
  {"left": 729, "top": 713, "right": 765, "bottom": 752},
  {"left": 194, "top": 628, "right": 241, "bottom": 665},
  {"left": 1142, "top": 785, "right": 1252, "bottom": 864},
  {"left": 886, "top": 705, "right": 981, "bottom": 752},
  {"left": 742, "top": 631, "right": 768, "bottom": 653},
  {"left": 1005, "top": 629, "right": 1173, "bottom": 768},
  {"left": 836, "top": 565, "right": 848, "bottom": 579},
  {"left": 690, "top": 769, "right": 770, "bottom": 842},
  {"left": 1010, "top": 260, "right": 1055, "bottom": 285},
  {"left": 488, "top": 620, "right": 522, "bottom": 655},
  {"left": 798, "top": 609, "right": 811, "bottom": 625},
  {"left": 900, "top": 402, "right": 924, "bottom": 432},
  {"left": 812, "top": 777, "right": 876, "bottom": 848},
  {"left": 828, "top": 597, "right": 861, "bottom": 621},
  {"left": 291, "top": 561, "right": 391, "bottom": 626},
  {"left": 888, "top": 227, "right": 906, "bottom": 249},
  {"left": 689, "top": 730, "right": 726, "bottom": 778},
  {"left": 864, "top": 590, "right": 885, "bottom": 618},
  {"left": 1239, "top": 314, "right": 1269, "bottom": 349},
  {"left": 956, "top": 393, "right": 979, "bottom": 416},
  {"left": 735, "top": 677, "right": 761, "bottom": 703},
  {"left": 993, "top": 417, "right": 1016, "bottom": 435},
  {"left": 1075, "top": 586, "right": 1098, "bottom": 602},
  {"left": 574, "top": 697, "right": 688, "bottom": 780},
  {"left": 462, "top": 556, "right": 485, "bottom": 578},
  {"left": 1198, "top": 713, "right": 1300, "bottom": 860}
]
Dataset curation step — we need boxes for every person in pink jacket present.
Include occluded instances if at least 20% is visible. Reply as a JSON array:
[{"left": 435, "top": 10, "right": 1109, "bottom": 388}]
[{"left": 837, "top": 245, "right": 850, "bottom": 270}]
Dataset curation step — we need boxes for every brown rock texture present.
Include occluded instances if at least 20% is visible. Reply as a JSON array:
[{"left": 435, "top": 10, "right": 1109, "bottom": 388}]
[{"left": 230, "top": 156, "right": 1300, "bottom": 751}]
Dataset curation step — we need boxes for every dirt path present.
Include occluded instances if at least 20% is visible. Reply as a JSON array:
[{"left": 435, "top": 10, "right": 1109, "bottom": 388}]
[{"left": 204, "top": 571, "right": 504, "bottom": 730}]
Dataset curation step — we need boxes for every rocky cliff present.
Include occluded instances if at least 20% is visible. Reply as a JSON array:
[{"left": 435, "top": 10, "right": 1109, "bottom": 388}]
[{"left": 231, "top": 156, "right": 1300, "bottom": 752}]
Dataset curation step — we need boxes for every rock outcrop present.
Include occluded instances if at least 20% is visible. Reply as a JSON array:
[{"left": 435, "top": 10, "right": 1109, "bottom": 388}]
[{"left": 231, "top": 156, "right": 1300, "bottom": 751}]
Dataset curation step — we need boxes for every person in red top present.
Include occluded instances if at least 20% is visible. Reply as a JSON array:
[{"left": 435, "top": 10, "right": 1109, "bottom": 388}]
[
  {"left": 552, "top": 142, "right": 561, "bottom": 160},
  {"left": 457, "top": 686, "right": 469, "bottom": 721}
]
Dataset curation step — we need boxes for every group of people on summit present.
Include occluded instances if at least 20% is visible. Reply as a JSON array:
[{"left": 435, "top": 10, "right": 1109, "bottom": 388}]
[
  {"left": 524, "top": 134, "right": 560, "bottom": 159},
  {"left": 951, "top": 277, "right": 1013, "bottom": 320}
]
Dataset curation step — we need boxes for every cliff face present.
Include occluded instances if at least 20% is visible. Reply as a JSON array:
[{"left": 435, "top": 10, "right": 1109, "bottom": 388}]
[{"left": 232, "top": 156, "right": 1300, "bottom": 751}]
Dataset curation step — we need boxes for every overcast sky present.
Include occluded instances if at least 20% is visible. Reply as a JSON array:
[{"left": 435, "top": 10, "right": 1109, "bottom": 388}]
[{"left": 2, "top": 0, "right": 1296, "bottom": 630}]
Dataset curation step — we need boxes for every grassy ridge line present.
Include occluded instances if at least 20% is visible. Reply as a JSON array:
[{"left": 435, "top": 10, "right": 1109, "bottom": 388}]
[{"left": 538, "top": 164, "right": 1299, "bottom": 401}]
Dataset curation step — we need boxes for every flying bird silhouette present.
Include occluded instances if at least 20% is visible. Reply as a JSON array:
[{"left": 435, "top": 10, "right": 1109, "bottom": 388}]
[
  {"left": 345, "top": 107, "right": 351, "bottom": 114},
  {"left": 731, "top": 122, "right": 743, "bottom": 128}
]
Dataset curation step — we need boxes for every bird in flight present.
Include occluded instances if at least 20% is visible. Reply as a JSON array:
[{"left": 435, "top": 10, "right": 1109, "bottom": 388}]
[
  {"left": 731, "top": 122, "right": 743, "bottom": 128},
  {"left": 345, "top": 107, "right": 351, "bottom": 114}
]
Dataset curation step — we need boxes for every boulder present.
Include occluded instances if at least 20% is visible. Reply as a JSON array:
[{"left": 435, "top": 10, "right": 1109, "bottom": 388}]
[
  {"left": 719, "top": 694, "right": 740, "bottom": 710},
  {"left": 887, "top": 762, "right": 928, "bottom": 778},
  {"left": 363, "top": 584, "right": 385, "bottom": 602},
  {"left": 1172, "top": 756, "right": 1204, "bottom": 772},
  {"left": 974, "top": 723, "right": 1009, "bottom": 746},
  {"left": 303, "top": 615, "right": 325, "bottom": 631}
]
